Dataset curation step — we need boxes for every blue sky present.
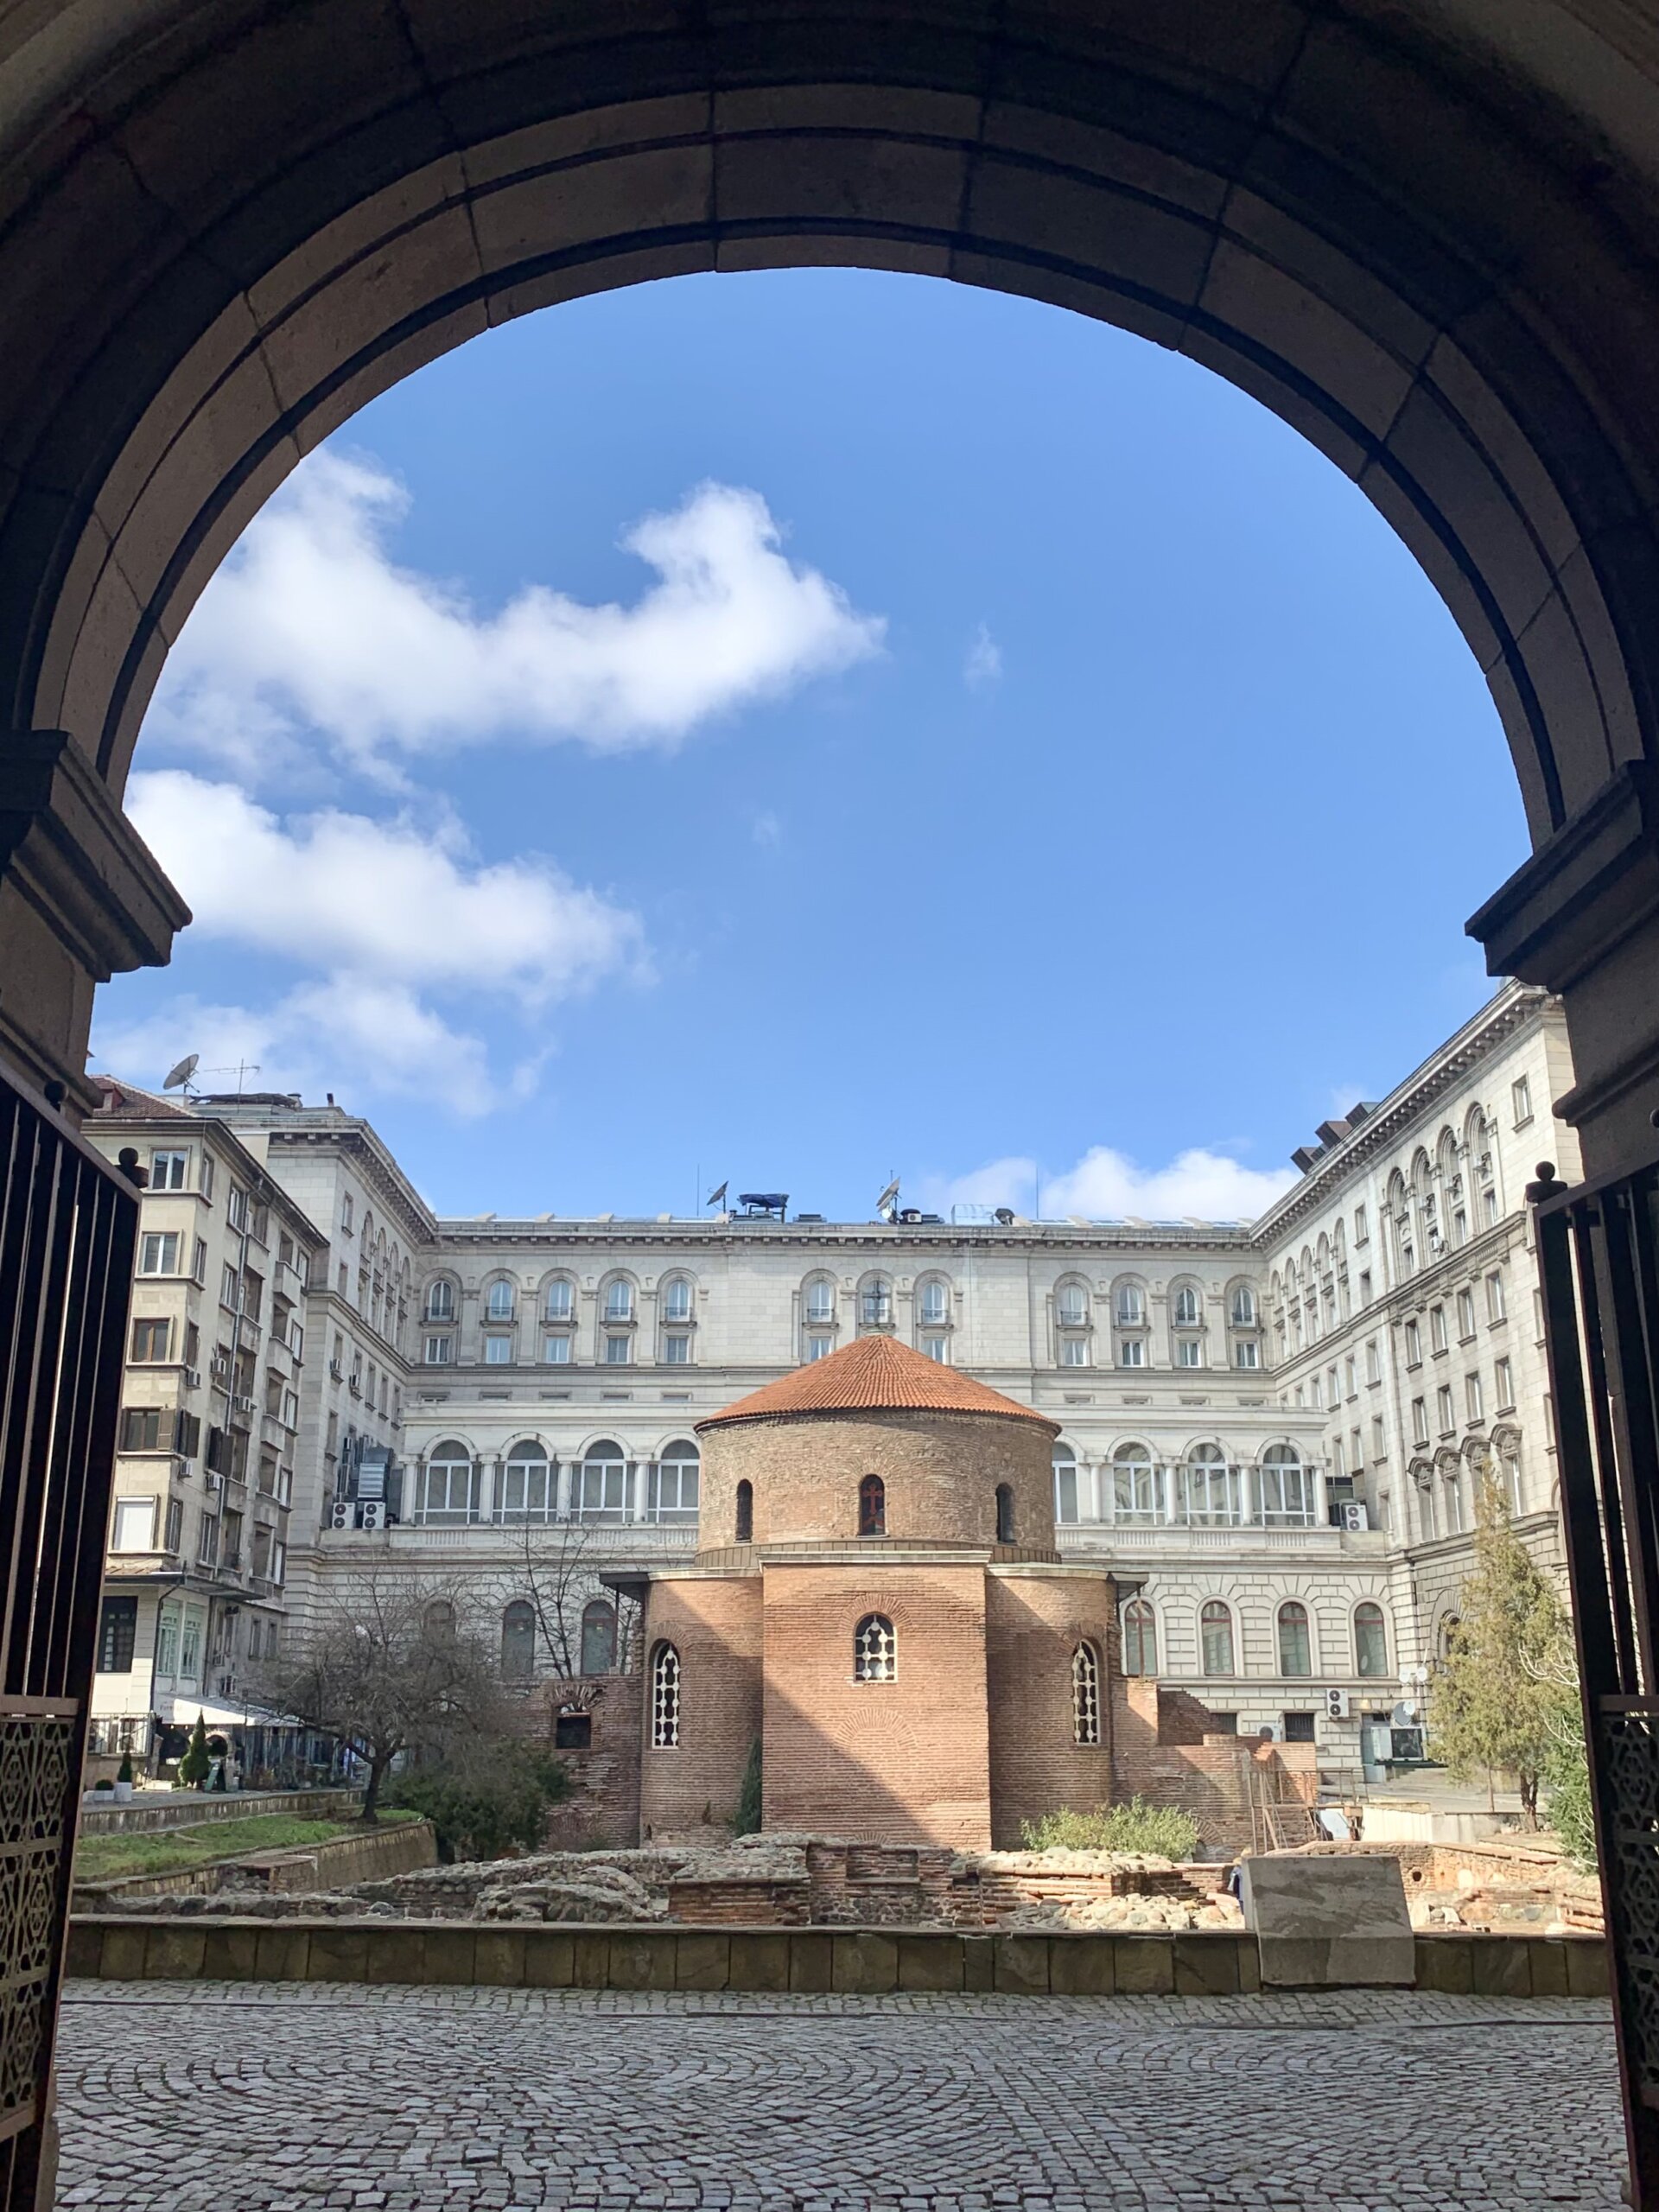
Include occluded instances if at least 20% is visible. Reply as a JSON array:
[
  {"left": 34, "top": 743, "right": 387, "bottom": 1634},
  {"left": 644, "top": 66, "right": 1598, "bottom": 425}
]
[{"left": 93, "top": 269, "right": 1528, "bottom": 1224}]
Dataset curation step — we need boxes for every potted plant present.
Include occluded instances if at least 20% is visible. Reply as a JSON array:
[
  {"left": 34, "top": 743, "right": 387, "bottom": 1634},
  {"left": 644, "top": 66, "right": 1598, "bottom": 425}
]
[{"left": 113, "top": 1752, "right": 135, "bottom": 1803}]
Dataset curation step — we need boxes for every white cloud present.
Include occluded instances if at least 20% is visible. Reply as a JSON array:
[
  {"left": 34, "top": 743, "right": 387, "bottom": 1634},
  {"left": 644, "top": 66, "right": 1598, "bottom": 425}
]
[
  {"left": 97, "top": 770, "right": 647, "bottom": 1116},
  {"left": 963, "top": 623, "right": 1002, "bottom": 690},
  {"left": 149, "top": 454, "right": 885, "bottom": 777},
  {"left": 930, "top": 1144, "right": 1295, "bottom": 1224}
]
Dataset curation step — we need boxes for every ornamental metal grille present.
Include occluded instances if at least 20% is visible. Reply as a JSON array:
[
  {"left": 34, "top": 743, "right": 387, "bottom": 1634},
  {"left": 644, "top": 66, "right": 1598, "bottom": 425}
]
[
  {"left": 854, "top": 1614, "right": 896, "bottom": 1683},
  {"left": 651, "top": 1643, "right": 680, "bottom": 1747},
  {"left": 1072, "top": 1643, "right": 1100, "bottom": 1745}
]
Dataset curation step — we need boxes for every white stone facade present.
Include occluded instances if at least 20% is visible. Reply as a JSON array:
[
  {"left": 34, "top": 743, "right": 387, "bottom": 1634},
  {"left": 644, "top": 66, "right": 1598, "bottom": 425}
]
[{"left": 87, "top": 982, "right": 1577, "bottom": 1795}]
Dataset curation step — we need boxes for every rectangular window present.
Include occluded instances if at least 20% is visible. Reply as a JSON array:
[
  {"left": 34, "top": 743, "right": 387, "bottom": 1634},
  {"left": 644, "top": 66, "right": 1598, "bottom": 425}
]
[
  {"left": 1327, "top": 1366, "right": 1340, "bottom": 1408},
  {"left": 1412, "top": 1396, "right": 1429, "bottom": 1446},
  {"left": 1283, "top": 1712, "right": 1317, "bottom": 1744},
  {"left": 179, "top": 1606, "right": 202, "bottom": 1682},
  {"left": 1358, "top": 1269, "right": 1372, "bottom": 1307},
  {"left": 1233, "top": 1338, "right": 1260, "bottom": 1371},
  {"left": 340, "top": 1194, "right": 353, "bottom": 1232},
  {"left": 1344, "top": 1355, "right": 1357, "bottom": 1398},
  {"left": 1333, "top": 1435, "right": 1346, "bottom": 1478},
  {"left": 226, "top": 1184, "right": 246, "bottom": 1231},
  {"left": 1311, "top": 1375, "right": 1323, "bottom": 1408},
  {"left": 424, "top": 1335, "right": 454, "bottom": 1365},
  {"left": 484, "top": 1333, "right": 512, "bottom": 1365},
  {"left": 604, "top": 1334, "right": 632, "bottom": 1365},
  {"left": 97, "top": 1596, "right": 138, "bottom": 1672},
  {"left": 664, "top": 1333, "right": 691, "bottom": 1364},
  {"left": 149, "top": 1149, "right": 188, "bottom": 1192},
  {"left": 1177, "top": 1338, "right": 1203, "bottom": 1368},
  {"left": 1430, "top": 1306, "right": 1448, "bottom": 1352},
  {"left": 200, "top": 1154, "right": 214, "bottom": 1203},
  {"left": 1404, "top": 1319, "right": 1421, "bottom": 1365},
  {"left": 119, "top": 1407, "right": 163, "bottom": 1451},
  {"left": 1372, "top": 1414, "right": 1386, "bottom": 1458},
  {"left": 1351, "top": 1426, "right": 1363, "bottom": 1471},
  {"left": 1495, "top": 1356, "right": 1515, "bottom": 1409},
  {"left": 197, "top": 1512, "right": 219, "bottom": 1567},
  {"left": 1365, "top": 1339, "right": 1381, "bottom": 1384},
  {"left": 921, "top": 1335, "right": 948, "bottom": 1363},
  {"left": 1438, "top": 1383, "right": 1455, "bottom": 1433},
  {"left": 1452, "top": 1206, "right": 1468, "bottom": 1247},
  {"left": 1485, "top": 1185, "right": 1500, "bottom": 1226},
  {"left": 542, "top": 1333, "right": 570, "bottom": 1365},
  {"left": 138, "top": 1231, "right": 181, "bottom": 1276},
  {"left": 1512, "top": 1074, "right": 1533, "bottom": 1126},
  {"left": 130, "top": 1316, "right": 171, "bottom": 1362},
  {"left": 1354, "top": 1204, "right": 1368, "bottom": 1244},
  {"left": 111, "top": 1496, "right": 156, "bottom": 1552},
  {"left": 163, "top": 1496, "right": 183, "bottom": 1552},
  {"left": 1116, "top": 1338, "right": 1143, "bottom": 1369},
  {"left": 1466, "top": 1370, "right": 1484, "bottom": 1421},
  {"left": 1457, "top": 1288, "right": 1476, "bottom": 1338},
  {"left": 1061, "top": 1339, "right": 1090, "bottom": 1368},
  {"left": 807, "top": 1334, "right": 834, "bottom": 1362},
  {"left": 220, "top": 1262, "right": 239, "bottom": 1310},
  {"left": 1486, "top": 1270, "right": 1506, "bottom": 1323}
]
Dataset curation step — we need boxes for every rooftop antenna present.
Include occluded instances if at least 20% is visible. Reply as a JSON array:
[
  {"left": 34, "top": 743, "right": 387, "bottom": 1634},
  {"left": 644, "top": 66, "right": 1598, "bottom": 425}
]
[
  {"left": 162, "top": 1052, "right": 199, "bottom": 1098},
  {"left": 874, "top": 1173, "right": 900, "bottom": 1223},
  {"left": 200, "top": 1059, "right": 261, "bottom": 1098},
  {"left": 705, "top": 1178, "right": 728, "bottom": 1212}
]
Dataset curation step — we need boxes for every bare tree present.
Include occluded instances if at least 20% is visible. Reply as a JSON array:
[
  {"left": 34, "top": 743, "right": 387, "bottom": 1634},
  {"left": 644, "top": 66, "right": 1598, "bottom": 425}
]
[
  {"left": 253, "top": 1570, "right": 509, "bottom": 1821},
  {"left": 510, "top": 1516, "right": 641, "bottom": 1681}
]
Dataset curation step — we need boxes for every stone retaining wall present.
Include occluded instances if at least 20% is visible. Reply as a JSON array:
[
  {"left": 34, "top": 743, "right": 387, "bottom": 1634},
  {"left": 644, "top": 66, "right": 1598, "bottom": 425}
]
[
  {"left": 73, "top": 1818, "right": 435, "bottom": 1910},
  {"left": 78, "top": 1787, "right": 363, "bottom": 1836},
  {"left": 67, "top": 1916, "right": 1610, "bottom": 1999}
]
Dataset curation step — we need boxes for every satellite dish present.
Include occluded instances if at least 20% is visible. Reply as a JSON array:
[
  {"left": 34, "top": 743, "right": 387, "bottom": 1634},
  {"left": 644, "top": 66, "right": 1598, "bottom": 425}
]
[{"left": 162, "top": 1053, "right": 199, "bottom": 1091}]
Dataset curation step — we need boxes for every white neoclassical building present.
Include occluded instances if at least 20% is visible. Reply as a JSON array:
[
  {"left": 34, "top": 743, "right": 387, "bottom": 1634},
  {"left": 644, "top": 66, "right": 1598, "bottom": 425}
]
[{"left": 85, "top": 982, "right": 1575, "bottom": 1793}]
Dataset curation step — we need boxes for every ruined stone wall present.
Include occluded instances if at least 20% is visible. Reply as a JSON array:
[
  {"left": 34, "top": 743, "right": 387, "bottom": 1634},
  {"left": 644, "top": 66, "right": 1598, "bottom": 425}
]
[
  {"left": 524, "top": 1676, "right": 644, "bottom": 1850},
  {"left": 984, "top": 1568, "right": 1120, "bottom": 1847}
]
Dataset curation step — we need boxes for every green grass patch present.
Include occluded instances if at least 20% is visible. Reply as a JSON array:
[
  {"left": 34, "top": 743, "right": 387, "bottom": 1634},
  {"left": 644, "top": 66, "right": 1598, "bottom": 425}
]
[
  {"left": 1020, "top": 1798, "right": 1201, "bottom": 1859},
  {"left": 75, "top": 1808, "right": 419, "bottom": 1885}
]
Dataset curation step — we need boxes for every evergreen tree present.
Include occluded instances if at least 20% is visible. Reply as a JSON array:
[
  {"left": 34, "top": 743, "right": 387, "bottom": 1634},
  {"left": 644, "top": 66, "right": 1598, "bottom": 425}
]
[
  {"left": 177, "top": 1713, "right": 212, "bottom": 1791},
  {"left": 1427, "top": 1472, "right": 1578, "bottom": 1822},
  {"left": 734, "top": 1738, "right": 762, "bottom": 1836}
]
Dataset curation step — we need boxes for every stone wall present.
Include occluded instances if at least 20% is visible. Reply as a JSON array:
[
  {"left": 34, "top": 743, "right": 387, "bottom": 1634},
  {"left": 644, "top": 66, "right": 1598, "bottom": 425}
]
[
  {"left": 78, "top": 1787, "right": 362, "bottom": 1835},
  {"left": 639, "top": 1574, "right": 762, "bottom": 1838},
  {"left": 524, "top": 1677, "right": 643, "bottom": 1850},
  {"left": 1109, "top": 1678, "right": 1319, "bottom": 1855},
  {"left": 985, "top": 1568, "right": 1120, "bottom": 1847},
  {"left": 762, "top": 1562, "right": 991, "bottom": 1847},
  {"left": 73, "top": 1816, "right": 435, "bottom": 1910}
]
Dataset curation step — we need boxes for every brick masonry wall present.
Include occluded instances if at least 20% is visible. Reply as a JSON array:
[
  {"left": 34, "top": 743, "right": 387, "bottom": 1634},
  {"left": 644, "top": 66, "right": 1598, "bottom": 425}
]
[
  {"left": 762, "top": 1563, "right": 992, "bottom": 1848},
  {"left": 698, "top": 1408, "right": 1057, "bottom": 1554},
  {"left": 639, "top": 1575, "right": 762, "bottom": 1838},
  {"left": 985, "top": 1570, "right": 1121, "bottom": 1847},
  {"left": 1108, "top": 1678, "right": 1321, "bottom": 1856},
  {"left": 524, "top": 1678, "right": 643, "bottom": 1851}
]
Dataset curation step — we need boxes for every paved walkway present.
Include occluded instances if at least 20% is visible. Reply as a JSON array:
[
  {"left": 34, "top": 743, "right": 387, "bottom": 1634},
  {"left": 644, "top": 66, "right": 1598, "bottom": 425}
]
[{"left": 55, "top": 1983, "right": 1624, "bottom": 2210}]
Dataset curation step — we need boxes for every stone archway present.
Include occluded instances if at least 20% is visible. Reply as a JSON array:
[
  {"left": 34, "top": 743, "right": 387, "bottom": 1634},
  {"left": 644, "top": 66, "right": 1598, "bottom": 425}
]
[{"left": 0, "top": 3, "right": 1656, "bottom": 1164}]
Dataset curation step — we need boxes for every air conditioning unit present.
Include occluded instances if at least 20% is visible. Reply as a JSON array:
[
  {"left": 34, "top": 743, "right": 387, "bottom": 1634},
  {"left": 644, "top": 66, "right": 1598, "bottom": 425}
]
[
  {"left": 328, "top": 1502, "right": 353, "bottom": 1530},
  {"left": 1340, "top": 1502, "right": 1370, "bottom": 1532},
  {"left": 232, "top": 1394, "right": 254, "bottom": 1414},
  {"left": 206, "top": 1471, "right": 224, "bottom": 1494},
  {"left": 183, "top": 1366, "right": 201, "bottom": 1389},
  {"left": 328, "top": 1360, "right": 343, "bottom": 1381},
  {"left": 1325, "top": 1688, "right": 1352, "bottom": 1719},
  {"left": 359, "top": 1501, "right": 386, "bottom": 1531}
]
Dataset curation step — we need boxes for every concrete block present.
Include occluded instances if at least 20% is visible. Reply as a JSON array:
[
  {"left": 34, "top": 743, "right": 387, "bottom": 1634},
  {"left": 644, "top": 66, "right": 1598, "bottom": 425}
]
[
  {"left": 1048, "top": 1936, "right": 1113, "bottom": 1996},
  {"left": 1175, "top": 1933, "right": 1242, "bottom": 1996},
  {"left": 305, "top": 1923, "right": 368, "bottom": 1983},
  {"left": 422, "top": 1926, "right": 478, "bottom": 1986},
  {"left": 523, "top": 1929, "right": 575, "bottom": 1987},
  {"left": 1242, "top": 1852, "right": 1414, "bottom": 1987},
  {"left": 1470, "top": 1936, "right": 1534, "bottom": 1999},
  {"left": 676, "top": 1932, "right": 730, "bottom": 1991},
  {"left": 1528, "top": 1937, "right": 1571, "bottom": 1999},
  {"left": 1414, "top": 1935, "right": 1474, "bottom": 1993},
  {"left": 833, "top": 1931, "right": 899, "bottom": 1994},
  {"left": 789, "top": 1932, "right": 833, "bottom": 1993},
  {"left": 1111, "top": 1936, "right": 1176, "bottom": 1995},
  {"left": 898, "top": 1934, "right": 964, "bottom": 1993},
  {"left": 473, "top": 1929, "right": 528, "bottom": 1988},
  {"left": 200, "top": 1922, "right": 260, "bottom": 1982},
  {"left": 571, "top": 1932, "right": 608, "bottom": 1988},
  {"left": 99, "top": 1923, "right": 149, "bottom": 1980},
  {"left": 1566, "top": 1936, "right": 1610, "bottom": 1998},
  {"left": 143, "top": 1923, "right": 206, "bottom": 1980},
  {"left": 252, "top": 1924, "right": 311, "bottom": 1982},
  {"left": 607, "top": 1931, "right": 676, "bottom": 1992},
  {"left": 64, "top": 1920, "right": 102, "bottom": 1980},
  {"left": 963, "top": 1935, "right": 995, "bottom": 1993},
  {"left": 993, "top": 1936, "right": 1050, "bottom": 1996},
  {"left": 728, "top": 1930, "right": 790, "bottom": 1992}
]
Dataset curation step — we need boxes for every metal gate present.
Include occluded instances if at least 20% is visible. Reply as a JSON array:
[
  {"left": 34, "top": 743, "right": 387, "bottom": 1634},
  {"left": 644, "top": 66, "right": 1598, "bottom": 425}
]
[
  {"left": 0, "top": 1070, "right": 136, "bottom": 2212},
  {"left": 1535, "top": 1154, "right": 1659, "bottom": 2206}
]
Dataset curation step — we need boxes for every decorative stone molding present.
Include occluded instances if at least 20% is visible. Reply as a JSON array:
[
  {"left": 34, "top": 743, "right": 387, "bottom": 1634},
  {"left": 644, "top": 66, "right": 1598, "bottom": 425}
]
[{"left": 1468, "top": 763, "right": 1659, "bottom": 994}]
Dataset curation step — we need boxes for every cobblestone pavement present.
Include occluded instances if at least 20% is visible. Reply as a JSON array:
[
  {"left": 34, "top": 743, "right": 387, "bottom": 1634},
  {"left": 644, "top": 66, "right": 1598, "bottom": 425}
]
[{"left": 54, "top": 1983, "right": 1624, "bottom": 2211}]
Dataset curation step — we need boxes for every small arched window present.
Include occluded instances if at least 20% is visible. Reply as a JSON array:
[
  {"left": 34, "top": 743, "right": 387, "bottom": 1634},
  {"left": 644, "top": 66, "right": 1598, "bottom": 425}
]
[
  {"left": 543, "top": 1276, "right": 575, "bottom": 1321},
  {"left": 1122, "top": 1597, "right": 1157, "bottom": 1676},
  {"left": 995, "top": 1482, "right": 1015, "bottom": 1543},
  {"left": 605, "top": 1279, "right": 634, "bottom": 1322},
  {"left": 650, "top": 1642, "right": 680, "bottom": 1747},
  {"left": 1184, "top": 1442, "right": 1237, "bottom": 1524},
  {"left": 486, "top": 1279, "right": 515, "bottom": 1320},
  {"left": 854, "top": 1613, "right": 896, "bottom": 1682},
  {"left": 1072, "top": 1642, "right": 1101, "bottom": 1745},
  {"left": 1355, "top": 1602, "right": 1389, "bottom": 1677},
  {"left": 858, "top": 1472, "right": 886, "bottom": 1536},
  {"left": 661, "top": 1275, "right": 694, "bottom": 1323},
  {"left": 1230, "top": 1284, "right": 1257, "bottom": 1328},
  {"left": 1200, "top": 1600, "right": 1236, "bottom": 1676},
  {"left": 580, "top": 1598, "right": 617, "bottom": 1676},
  {"left": 500, "top": 1599, "right": 536, "bottom": 1680},
  {"left": 860, "top": 1276, "right": 893, "bottom": 1328},
  {"left": 804, "top": 1276, "right": 836, "bottom": 1325},
  {"left": 1277, "top": 1600, "right": 1312, "bottom": 1676},
  {"left": 734, "top": 1478, "right": 753, "bottom": 1543},
  {"left": 424, "top": 1279, "right": 455, "bottom": 1322},
  {"left": 1113, "top": 1441, "right": 1158, "bottom": 1522},
  {"left": 918, "top": 1278, "right": 950, "bottom": 1326},
  {"left": 1173, "top": 1284, "right": 1202, "bottom": 1328},
  {"left": 1260, "top": 1442, "right": 1312, "bottom": 1527},
  {"left": 1057, "top": 1280, "right": 1090, "bottom": 1328}
]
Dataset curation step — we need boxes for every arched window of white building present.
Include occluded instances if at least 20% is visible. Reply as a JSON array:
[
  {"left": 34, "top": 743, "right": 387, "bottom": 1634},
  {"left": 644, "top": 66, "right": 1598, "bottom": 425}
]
[
  {"left": 417, "top": 1440, "right": 476, "bottom": 1526},
  {"left": 1112, "top": 1441, "right": 1159, "bottom": 1523},
  {"left": 1259, "top": 1443, "right": 1313, "bottom": 1528},
  {"left": 1354, "top": 1602, "right": 1389, "bottom": 1677},
  {"left": 1200, "top": 1600, "right": 1236, "bottom": 1677},
  {"left": 581, "top": 1599, "right": 617, "bottom": 1676},
  {"left": 1277, "top": 1600, "right": 1313, "bottom": 1677},
  {"left": 423, "top": 1277, "right": 455, "bottom": 1323},
  {"left": 486, "top": 1278, "right": 516, "bottom": 1321},
  {"left": 1183, "top": 1442, "right": 1239, "bottom": 1525},
  {"left": 650, "top": 1438, "right": 700, "bottom": 1523},
  {"left": 576, "top": 1440, "right": 627, "bottom": 1522},
  {"left": 859, "top": 1274, "right": 893, "bottom": 1329},
  {"left": 1122, "top": 1598, "right": 1158, "bottom": 1676},
  {"left": 500, "top": 1599, "right": 536, "bottom": 1680},
  {"left": 499, "top": 1440, "right": 553, "bottom": 1522}
]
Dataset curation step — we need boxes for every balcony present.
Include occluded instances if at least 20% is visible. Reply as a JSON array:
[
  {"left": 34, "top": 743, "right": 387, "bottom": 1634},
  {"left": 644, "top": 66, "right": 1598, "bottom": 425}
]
[
  {"left": 237, "top": 1313, "right": 262, "bottom": 1351},
  {"left": 1057, "top": 1522, "right": 1389, "bottom": 1559},
  {"left": 260, "top": 1411, "right": 289, "bottom": 1451},
  {"left": 227, "top": 1395, "right": 254, "bottom": 1431},
  {"left": 319, "top": 1520, "right": 701, "bottom": 1558}
]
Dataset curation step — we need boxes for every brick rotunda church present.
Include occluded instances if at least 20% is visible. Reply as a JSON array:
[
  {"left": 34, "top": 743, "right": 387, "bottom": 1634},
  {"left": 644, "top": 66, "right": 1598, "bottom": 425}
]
[{"left": 631, "top": 1334, "right": 1131, "bottom": 1850}]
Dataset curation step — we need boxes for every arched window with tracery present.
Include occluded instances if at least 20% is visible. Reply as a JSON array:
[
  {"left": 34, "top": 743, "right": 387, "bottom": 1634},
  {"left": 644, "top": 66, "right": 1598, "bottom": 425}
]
[
  {"left": 1200, "top": 1599, "right": 1236, "bottom": 1677},
  {"left": 1277, "top": 1600, "right": 1312, "bottom": 1676},
  {"left": 858, "top": 1472, "right": 886, "bottom": 1536},
  {"left": 576, "top": 1439, "right": 626, "bottom": 1521},
  {"left": 1072, "top": 1642, "right": 1101, "bottom": 1744},
  {"left": 1183, "top": 1442, "right": 1239, "bottom": 1525},
  {"left": 734, "top": 1478, "right": 753, "bottom": 1542},
  {"left": 854, "top": 1613, "right": 896, "bottom": 1681},
  {"left": 650, "top": 1642, "right": 681, "bottom": 1746},
  {"left": 1112, "top": 1441, "right": 1159, "bottom": 1523},
  {"left": 580, "top": 1598, "right": 617, "bottom": 1676},
  {"left": 1354, "top": 1602, "right": 1389, "bottom": 1677},
  {"left": 417, "top": 1440, "right": 476, "bottom": 1526},
  {"left": 1122, "top": 1597, "right": 1158, "bottom": 1676},
  {"left": 1259, "top": 1443, "right": 1313, "bottom": 1528},
  {"left": 995, "top": 1482, "right": 1015, "bottom": 1544},
  {"left": 500, "top": 1599, "right": 536, "bottom": 1680}
]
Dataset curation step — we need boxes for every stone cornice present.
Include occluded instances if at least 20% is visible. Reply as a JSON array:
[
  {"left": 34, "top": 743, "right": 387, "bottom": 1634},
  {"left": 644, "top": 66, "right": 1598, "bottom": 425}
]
[{"left": 264, "top": 1123, "right": 436, "bottom": 1243}]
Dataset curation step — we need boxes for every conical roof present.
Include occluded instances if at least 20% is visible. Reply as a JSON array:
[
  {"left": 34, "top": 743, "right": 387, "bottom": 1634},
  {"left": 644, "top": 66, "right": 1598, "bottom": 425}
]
[{"left": 697, "top": 1331, "right": 1058, "bottom": 1433}]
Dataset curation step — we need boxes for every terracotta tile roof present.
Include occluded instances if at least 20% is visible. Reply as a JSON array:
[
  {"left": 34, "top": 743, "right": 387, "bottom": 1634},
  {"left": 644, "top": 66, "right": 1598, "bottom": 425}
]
[{"left": 697, "top": 1331, "right": 1058, "bottom": 1432}]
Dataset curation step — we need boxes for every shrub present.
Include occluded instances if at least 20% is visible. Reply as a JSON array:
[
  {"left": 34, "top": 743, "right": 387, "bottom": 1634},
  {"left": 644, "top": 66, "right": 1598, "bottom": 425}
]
[
  {"left": 117, "top": 1752, "right": 135, "bottom": 1784},
  {"left": 92, "top": 1777, "right": 115, "bottom": 1793},
  {"left": 177, "top": 1714, "right": 211, "bottom": 1790},
  {"left": 734, "top": 1739, "right": 762, "bottom": 1836},
  {"left": 386, "top": 1745, "right": 571, "bottom": 1862},
  {"left": 1020, "top": 1797, "right": 1200, "bottom": 1860}
]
